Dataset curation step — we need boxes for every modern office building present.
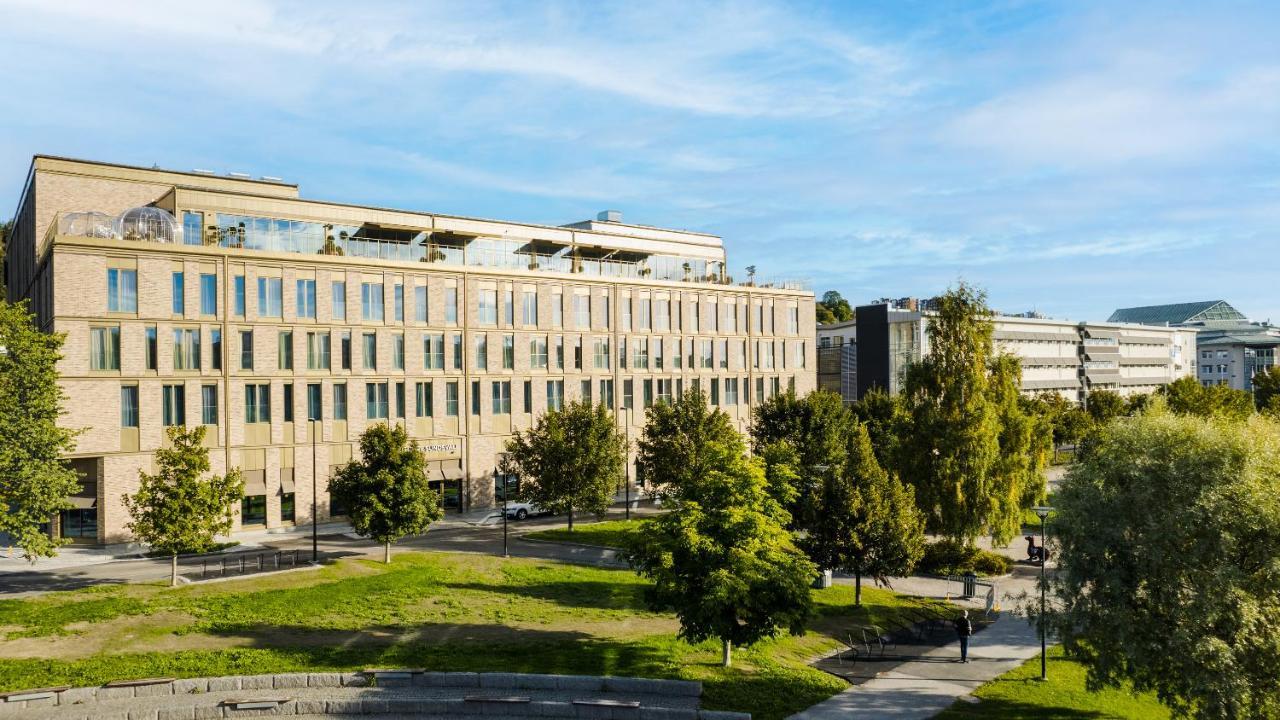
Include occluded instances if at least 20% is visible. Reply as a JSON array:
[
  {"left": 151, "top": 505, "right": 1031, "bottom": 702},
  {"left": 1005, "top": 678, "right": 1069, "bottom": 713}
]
[
  {"left": 7, "top": 156, "right": 815, "bottom": 545},
  {"left": 1108, "top": 300, "right": 1280, "bottom": 390},
  {"left": 818, "top": 302, "right": 1196, "bottom": 404}
]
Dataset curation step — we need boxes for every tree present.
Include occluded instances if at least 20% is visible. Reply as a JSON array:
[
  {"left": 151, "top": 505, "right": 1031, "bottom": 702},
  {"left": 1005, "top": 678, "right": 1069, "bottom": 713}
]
[
  {"left": 0, "top": 299, "right": 81, "bottom": 561},
  {"left": 852, "top": 389, "right": 906, "bottom": 473},
  {"left": 1050, "top": 410, "right": 1280, "bottom": 719},
  {"left": 123, "top": 426, "right": 243, "bottom": 585},
  {"left": 749, "top": 389, "right": 852, "bottom": 531},
  {"left": 624, "top": 435, "right": 816, "bottom": 666},
  {"left": 329, "top": 423, "right": 442, "bottom": 562},
  {"left": 502, "top": 400, "right": 625, "bottom": 531},
  {"left": 1084, "top": 389, "right": 1127, "bottom": 425},
  {"left": 817, "top": 290, "right": 854, "bottom": 324},
  {"left": 898, "top": 283, "right": 1000, "bottom": 543},
  {"left": 801, "top": 422, "right": 925, "bottom": 605},
  {"left": 1033, "top": 391, "right": 1092, "bottom": 450},
  {"left": 636, "top": 389, "right": 742, "bottom": 503},
  {"left": 987, "top": 354, "right": 1045, "bottom": 544},
  {"left": 1161, "top": 376, "right": 1253, "bottom": 421},
  {"left": 1252, "top": 365, "right": 1280, "bottom": 410}
]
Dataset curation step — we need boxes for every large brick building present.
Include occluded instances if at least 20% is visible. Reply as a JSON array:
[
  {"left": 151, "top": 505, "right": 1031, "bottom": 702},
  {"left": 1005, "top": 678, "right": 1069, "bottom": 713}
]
[{"left": 7, "top": 156, "right": 816, "bottom": 545}]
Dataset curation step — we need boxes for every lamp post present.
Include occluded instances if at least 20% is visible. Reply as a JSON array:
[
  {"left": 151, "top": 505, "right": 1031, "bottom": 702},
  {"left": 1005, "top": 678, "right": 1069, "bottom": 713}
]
[
  {"left": 1032, "top": 505, "right": 1054, "bottom": 681},
  {"left": 624, "top": 413, "right": 631, "bottom": 521},
  {"left": 498, "top": 466, "right": 509, "bottom": 558},
  {"left": 311, "top": 418, "right": 319, "bottom": 563}
]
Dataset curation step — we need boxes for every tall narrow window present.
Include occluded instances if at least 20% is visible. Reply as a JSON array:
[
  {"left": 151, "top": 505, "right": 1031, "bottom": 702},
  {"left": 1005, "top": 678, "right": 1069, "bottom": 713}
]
[
  {"left": 523, "top": 380, "right": 532, "bottom": 413},
  {"left": 638, "top": 296, "right": 651, "bottom": 330},
  {"left": 552, "top": 291, "right": 563, "bottom": 327},
  {"left": 593, "top": 338, "right": 610, "bottom": 370},
  {"left": 522, "top": 290, "right": 538, "bottom": 326},
  {"left": 365, "top": 382, "right": 389, "bottom": 420},
  {"left": 120, "top": 385, "right": 139, "bottom": 428},
  {"left": 503, "top": 289, "right": 514, "bottom": 326},
  {"left": 340, "top": 331, "right": 352, "bottom": 370},
  {"left": 415, "top": 285, "right": 428, "bottom": 322},
  {"left": 602, "top": 295, "right": 611, "bottom": 330},
  {"left": 445, "top": 287, "right": 458, "bottom": 324},
  {"left": 362, "top": 333, "right": 377, "bottom": 370},
  {"left": 531, "top": 336, "right": 548, "bottom": 369},
  {"left": 333, "top": 383, "right": 348, "bottom": 420},
  {"left": 307, "top": 331, "right": 331, "bottom": 370},
  {"left": 623, "top": 379, "right": 634, "bottom": 410},
  {"left": 502, "top": 334, "right": 514, "bottom": 370},
  {"left": 278, "top": 331, "right": 293, "bottom": 370},
  {"left": 452, "top": 333, "right": 463, "bottom": 369},
  {"left": 173, "top": 328, "right": 201, "bottom": 370},
  {"left": 331, "top": 281, "right": 347, "bottom": 321},
  {"left": 479, "top": 289, "right": 497, "bottom": 324},
  {"left": 424, "top": 334, "right": 444, "bottom": 369},
  {"left": 492, "top": 381, "right": 511, "bottom": 414},
  {"left": 393, "top": 284, "right": 404, "bottom": 322},
  {"left": 393, "top": 333, "right": 405, "bottom": 370},
  {"left": 162, "top": 384, "right": 186, "bottom": 426},
  {"left": 145, "top": 326, "right": 157, "bottom": 370},
  {"left": 296, "top": 279, "right": 317, "bottom": 318},
  {"left": 395, "top": 382, "right": 406, "bottom": 418},
  {"left": 361, "top": 282, "right": 384, "bottom": 321},
  {"left": 575, "top": 294, "right": 590, "bottom": 328},
  {"left": 475, "top": 334, "right": 488, "bottom": 370},
  {"left": 245, "top": 383, "right": 271, "bottom": 423},
  {"left": 201, "top": 384, "right": 219, "bottom": 425},
  {"left": 446, "top": 381, "right": 459, "bottom": 416},
  {"left": 554, "top": 335, "right": 564, "bottom": 370},
  {"left": 307, "top": 383, "right": 322, "bottom": 421},
  {"left": 90, "top": 327, "right": 120, "bottom": 371},
  {"left": 257, "top": 277, "right": 282, "bottom": 317},
  {"left": 600, "top": 379, "right": 614, "bottom": 408},
  {"left": 171, "top": 271, "right": 185, "bottom": 315},
  {"left": 546, "top": 380, "right": 564, "bottom": 411},
  {"left": 241, "top": 330, "right": 255, "bottom": 370},
  {"left": 788, "top": 306, "right": 799, "bottom": 334},
  {"left": 183, "top": 211, "right": 203, "bottom": 245},
  {"left": 580, "top": 379, "right": 592, "bottom": 404},
  {"left": 233, "top": 275, "right": 246, "bottom": 316},
  {"left": 283, "top": 383, "right": 295, "bottom": 425},
  {"left": 471, "top": 380, "right": 480, "bottom": 416},
  {"left": 107, "top": 268, "right": 138, "bottom": 313},
  {"left": 200, "top": 274, "right": 217, "bottom": 315},
  {"left": 211, "top": 329, "right": 222, "bottom": 370},
  {"left": 656, "top": 298, "right": 670, "bottom": 332},
  {"left": 621, "top": 296, "right": 632, "bottom": 331},
  {"left": 415, "top": 381, "right": 433, "bottom": 417}
]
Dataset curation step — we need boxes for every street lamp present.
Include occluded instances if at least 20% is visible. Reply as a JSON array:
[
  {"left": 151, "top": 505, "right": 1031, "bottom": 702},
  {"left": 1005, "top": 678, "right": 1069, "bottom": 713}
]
[
  {"left": 1032, "top": 505, "right": 1054, "bottom": 681},
  {"left": 311, "top": 418, "right": 320, "bottom": 563},
  {"left": 624, "top": 411, "right": 631, "bottom": 521},
  {"left": 498, "top": 466, "right": 509, "bottom": 558}
]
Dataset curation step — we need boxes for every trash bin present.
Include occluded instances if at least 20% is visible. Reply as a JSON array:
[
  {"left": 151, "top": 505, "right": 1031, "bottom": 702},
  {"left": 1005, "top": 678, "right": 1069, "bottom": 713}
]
[
  {"left": 962, "top": 572, "right": 977, "bottom": 599},
  {"left": 812, "top": 569, "right": 833, "bottom": 589}
]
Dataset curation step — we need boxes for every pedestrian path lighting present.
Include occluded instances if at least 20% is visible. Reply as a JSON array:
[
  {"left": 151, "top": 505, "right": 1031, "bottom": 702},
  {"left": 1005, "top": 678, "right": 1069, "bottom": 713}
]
[{"left": 1032, "top": 505, "right": 1054, "bottom": 681}]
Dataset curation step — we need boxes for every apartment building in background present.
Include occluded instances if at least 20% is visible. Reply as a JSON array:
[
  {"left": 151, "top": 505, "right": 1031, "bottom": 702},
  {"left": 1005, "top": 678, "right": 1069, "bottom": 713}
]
[
  {"left": 6, "top": 156, "right": 815, "bottom": 545},
  {"left": 818, "top": 301, "right": 1195, "bottom": 404}
]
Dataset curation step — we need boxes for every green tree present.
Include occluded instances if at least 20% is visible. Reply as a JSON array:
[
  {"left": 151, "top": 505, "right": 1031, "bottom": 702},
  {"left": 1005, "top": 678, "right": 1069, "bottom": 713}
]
[
  {"left": 636, "top": 389, "right": 742, "bottom": 503},
  {"left": 0, "top": 299, "right": 81, "bottom": 561},
  {"left": 987, "top": 354, "right": 1045, "bottom": 544},
  {"left": 801, "top": 422, "right": 925, "bottom": 605},
  {"left": 1161, "top": 376, "right": 1253, "bottom": 421},
  {"left": 1033, "top": 392, "right": 1091, "bottom": 450},
  {"left": 1125, "top": 392, "right": 1152, "bottom": 415},
  {"left": 329, "top": 423, "right": 442, "bottom": 563},
  {"left": 749, "top": 389, "right": 852, "bottom": 531},
  {"left": 1251, "top": 365, "right": 1280, "bottom": 410},
  {"left": 816, "top": 303, "right": 836, "bottom": 325},
  {"left": 817, "top": 290, "right": 854, "bottom": 323},
  {"left": 1084, "top": 389, "right": 1127, "bottom": 425},
  {"left": 123, "top": 426, "right": 243, "bottom": 585},
  {"left": 899, "top": 283, "right": 1000, "bottom": 543},
  {"left": 852, "top": 389, "right": 906, "bottom": 472},
  {"left": 502, "top": 400, "right": 625, "bottom": 531},
  {"left": 624, "top": 436, "right": 816, "bottom": 666},
  {"left": 1050, "top": 410, "right": 1280, "bottom": 719}
]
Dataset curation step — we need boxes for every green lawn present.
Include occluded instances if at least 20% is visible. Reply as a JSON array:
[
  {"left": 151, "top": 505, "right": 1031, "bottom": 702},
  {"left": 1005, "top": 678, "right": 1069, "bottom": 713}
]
[
  {"left": 0, "top": 550, "right": 949, "bottom": 720},
  {"left": 936, "top": 646, "right": 1171, "bottom": 719},
  {"left": 523, "top": 518, "right": 651, "bottom": 547}
]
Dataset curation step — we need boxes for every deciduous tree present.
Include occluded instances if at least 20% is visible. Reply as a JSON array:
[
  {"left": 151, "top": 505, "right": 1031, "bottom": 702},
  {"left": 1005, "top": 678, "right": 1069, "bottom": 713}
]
[
  {"left": 1161, "top": 376, "right": 1253, "bottom": 421},
  {"left": 636, "top": 389, "right": 741, "bottom": 503},
  {"left": 749, "top": 389, "right": 851, "bottom": 531},
  {"left": 502, "top": 401, "right": 625, "bottom": 531},
  {"left": 987, "top": 354, "right": 1046, "bottom": 544},
  {"left": 1251, "top": 365, "right": 1280, "bottom": 411},
  {"left": 1084, "top": 389, "right": 1126, "bottom": 425},
  {"left": 852, "top": 389, "right": 906, "bottom": 473},
  {"left": 0, "top": 299, "right": 82, "bottom": 561},
  {"left": 329, "top": 423, "right": 442, "bottom": 562},
  {"left": 124, "top": 426, "right": 243, "bottom": 585}
]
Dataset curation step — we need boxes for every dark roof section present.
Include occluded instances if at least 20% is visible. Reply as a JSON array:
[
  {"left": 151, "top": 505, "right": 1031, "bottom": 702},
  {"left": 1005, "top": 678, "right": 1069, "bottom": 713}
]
[{"left": 1107, "top": 300, "right": 1245, "bottom": 326}]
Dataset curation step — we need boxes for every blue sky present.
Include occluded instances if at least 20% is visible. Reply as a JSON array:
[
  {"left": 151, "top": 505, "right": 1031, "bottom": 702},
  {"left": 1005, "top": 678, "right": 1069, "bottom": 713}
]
[{"left": 2, "top": 0, "right": 1278, "bottom": 322}]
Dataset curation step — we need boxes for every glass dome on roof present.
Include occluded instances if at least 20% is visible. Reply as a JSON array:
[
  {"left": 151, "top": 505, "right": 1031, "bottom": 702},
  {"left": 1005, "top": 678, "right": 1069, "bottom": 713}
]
[
  {"left": 115, "top": 206, "right": 178, "bottom": 243},
  {"left": 58, "top": 211, "right": 117, "bottom": 238}
]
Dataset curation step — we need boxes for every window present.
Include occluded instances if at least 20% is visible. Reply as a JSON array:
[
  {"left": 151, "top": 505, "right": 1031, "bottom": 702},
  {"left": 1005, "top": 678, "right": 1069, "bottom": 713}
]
[
  {"left": 241, "top": 496, "right": 266, "bottom": 526},
  {"left": 211, "top": 329, "right": 222, "bottom": 370},
  {"left": 361, "top": 282, "right": 384, "bottom": 321},
  {"left": 245, "top": 383, "right": 270, "bottom": 423},
  {"left": 278, "top": 331, "right": 293, "bottom": 370},
  {"left": 362, "top": 333, "right": 377, "bottom": 370},
  {"left": 162, "top": 384, "right": 186, "bottom": 426},
  {"left": 724, "top": 378, "right": 739, "bottom": 406},
  {"left": 638, "top": 296, "right": 651, "bottom": 330},
  {"left": 492, "top": 381, "right": 511, "bottom": 414},
  {"left": 710, "top": 378, "right": 720, "bottom": 406},
  {"left": 503, "top": 289, "right": 514, "bottom": 325},
  {"left": 523, "top": 380, "right": 533, "bottom": 413},
  {"left": 602, "top": 295, "right": 611, "bottom": 330},
  {"left": 621, "top": 296, "right": 632, "bottom": 331},
  {"left": 502, "top": 334, "right": 514, "bottom": 369},
  {"left": 788, "top": 306, "right": 799, "bottom": 334},
  {"left": 233, "top": 275, "right": 246, "bottom": 316},
  {"left": 632, "top": 338, "right": 649, "bottom": 369},
  {"left": 523, "top": 290, "right": 538, "bottom": 326},
  {"left": 281, "top": 493, "right": 295, "bottom": 523},
  {"left": 199, "top": 384, "right": 217, "bottom": 422},
  {"left": 145, "top": 326, "right": 157, "bottom": 370},
  {"left": 619, "top": 335, "right": 627, "bottom": 369},
  {"left": 120, "top": 385, "right": 139, "bottom": 428},
  {"left": 724, "top": 302, "right": 737, "bottom": 333},
  {"left": 240, "top": 330, "right": 254, "bottom": 370},
  {"left": 424, "top": 334, "right": 445, "bottom": 369},
  {"left": 445, "top": 287, "right": 458, "bottom": 324},
  {"left": 395, "top": 382, "right": 406, "bottom": 418},
  {"left": 531, "top": 336, "right": 548, "bottom": 369},
  {"left": 600, "top": 379, "right": 614, "bottom": 408},
  {"left": 718, "top": 339, "right": 728, "bottom": 369},
  {"left": 183, "top": 210, "right": 203, "bottom": 245},
  {"left": 174, "top": 328, "right": 201, "bottom": 370},
  {"left": 623, "top": 378, "right": 635, "bottom": 410},
  {"left": 171, "top": 271, "right": 185, "bottom": 315},
  {"left": 365, "top": 382, "right": 389, "bottom": 420},
  {"left": 471, "top": 380, "right": 481, "bottom": 416},
  {"left": 691, "top": 300, "right": 700, "bottom": 332},
  {"left": 393, "top": 284, "right": 404, "bottom": 322},
  {"left": 573, "top": 337, "right": 583, "bottom": 370},
  {"left": 657, "top": 378, "right": 673, "bottom": 405},
  {"left": 593, "top": 338, "right": 611, "bottom": 370},
  {"left": 479, "top": 289, "right": 498, "bottom": 324},
  {"left": 643, "top": 379, "right": 653, "bottom": 408},
  {"left": 415, "top": 286, "right": 428, "bottom": 322},
  {"left": 554, "top": 335, "right": 564, "bottom": 370},
  {"left": 575, "top": 294, "right": 591, "bottom": 328},
  {"left": 701, "top": 340, "right": 713, "bottom": 368},
  {"left": 331, "top": 281, "right": 346, "bottom": 321},
  {"left": 283, "top": 383, "right": 294, "bottom": 422},
  {"left": 415, "top": 381, "right": 433, "bottom": 417},
  {"left": 393, "top": 333, "right": 405, "bottom": 370},
  {"left": 546, "top": 380, "right": 564, "bottom": 411},
  {"left": 306, "top": 383, "right": 322, "bottom": 421},
  {"left": 446, "top": 381, "right": 459, "bottom": 417},
  {"left": 90, "top": 327, "right": 120, "bottom": 370},
  {"left": 552, "top": 291, "right": 563, "bottom": 327},
  {"left": 654, "top": 339, "right": 664, "bottom": 370},
  {"left": 796, "top": 341, "right": 806, "bottom": 369},
  {"left": 340, "top": 331, "right": 352, "bottom": 370},
  {"left": 756, "top": 377, "right": 765, "bottom": 404},
  {"left": 452, "top": 333, "right": 463, "bottom": 369},
  {"left": 475, "top": 334, "right": 488, "bottom": 370},
  {"left": 307, "top": 332, "right": 331, "bottom": 370},
  {"left": 257, "top": 277, "right": 282, "bottom": 317},
  {"left": 656, "top": 298, "right": 670, "bottom": 331},
  {"left": 333, "top": 383, "right": 348, "bottom": 420},
  {"left": 296, "top": 279, "right": 317, "bottom": 318},
  {"left": 200, "top": 274, "right": 217, "bottom": 315},
  {"left": 580, "top": 379, "right": 592, "bottom": 404}
]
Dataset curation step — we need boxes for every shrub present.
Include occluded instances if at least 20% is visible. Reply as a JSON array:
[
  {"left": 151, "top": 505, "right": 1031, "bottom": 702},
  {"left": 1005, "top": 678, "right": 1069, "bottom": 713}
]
[{"left": 916, "top": 540, "right": 1011, "bottom": 577}]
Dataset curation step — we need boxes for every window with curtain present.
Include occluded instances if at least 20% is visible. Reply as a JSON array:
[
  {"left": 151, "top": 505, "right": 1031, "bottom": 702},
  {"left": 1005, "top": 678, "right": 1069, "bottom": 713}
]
[
  {"left": 106, "top": 268, "right": 138, "bottom": 313},
  {"left": 361, "top": 282, "right": 385, "bottom": 321},
  {"left": 90, "top": 327, "right": 120, "bottom": 370},
  {"left": 257, "top": 277, "right": 282, "bottom": 317}
]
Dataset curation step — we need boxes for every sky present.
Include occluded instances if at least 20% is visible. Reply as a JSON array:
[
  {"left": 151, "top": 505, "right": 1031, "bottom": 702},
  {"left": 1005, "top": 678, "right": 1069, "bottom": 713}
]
[{"left": 1, "top": 0, "right": 1278, "bottom": 322}]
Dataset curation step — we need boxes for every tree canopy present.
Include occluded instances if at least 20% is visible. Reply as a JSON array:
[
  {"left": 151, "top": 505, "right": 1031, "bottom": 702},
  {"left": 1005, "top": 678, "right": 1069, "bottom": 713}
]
[
  {"left": 816, "top": 290, "right": 854, "bottom": 325},
  {"left": 1161, "top": 375, "right": 1253, "bottom": 421},
  {"left": 749, "top": 389, "right": 851, "bottom": 530},
  {"left": 636, "top": 389, "right": 742, "bottom": 503},
  {"left": 986, "top": 354, "right": 1046, "bottom": 543},
  {"left": 0, "top": 299, "right": 82, "bottom": 561},
  {"left": 329, "top": 423, "right": 442, "bottom": 562},
  {"left": 1051, "top": 409, "right": 1280, "bottom": 719},
  {"left": 1084, "top": 389, "right": 1127, "bottom": 425},
  {"left": 1252, "top": 365, "right": 1280, "bottom": 411},
  {"left": 124, "top": 426, "right": 243, "bottom": 585},
  {"left": 502, "top": 400, "right": 625, "bottom": 531}
]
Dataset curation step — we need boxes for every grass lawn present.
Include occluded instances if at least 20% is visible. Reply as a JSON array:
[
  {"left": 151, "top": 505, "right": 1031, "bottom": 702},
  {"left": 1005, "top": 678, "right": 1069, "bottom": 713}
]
[
  {"left": 0, "top": 550, "right": 950, "bottom": 720},
  {"left": 936, "top": 646, "right": 1171, "bottom": 720},
  {"left": 523, "top": 518, "right": 652, "bottom": 547}
]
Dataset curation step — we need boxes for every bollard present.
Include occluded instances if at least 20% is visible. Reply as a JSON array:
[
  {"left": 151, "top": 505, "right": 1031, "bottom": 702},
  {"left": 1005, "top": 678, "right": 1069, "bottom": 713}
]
[
  {"left": 202, "top": 560, "right": 207, "bottom": 578},
  {"left": 239, "top": 556, "right": 245, "bottom": 574},
  {"left": 220, "top": 557, "right": 226, "bottom": 576},
  {"left": 258, "top": 553, "right": 263, "bottom": 571}
]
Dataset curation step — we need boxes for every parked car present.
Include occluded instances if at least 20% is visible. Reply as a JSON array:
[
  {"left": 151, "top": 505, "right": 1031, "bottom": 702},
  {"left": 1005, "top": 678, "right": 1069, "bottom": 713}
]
[{"left": 504, "top": 501, "right": 552, "bottom": 520}]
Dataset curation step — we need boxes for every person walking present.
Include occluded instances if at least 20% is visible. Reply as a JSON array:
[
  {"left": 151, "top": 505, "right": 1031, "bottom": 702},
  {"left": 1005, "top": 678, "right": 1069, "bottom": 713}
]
[{"left": 954, "top": 610, "right": 973, "bottom": 663}]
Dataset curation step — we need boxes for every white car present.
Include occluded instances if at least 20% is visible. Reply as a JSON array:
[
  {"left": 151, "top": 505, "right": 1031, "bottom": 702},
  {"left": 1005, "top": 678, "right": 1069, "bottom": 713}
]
[{"left": 504, "top": 502, "right": 552, "bottom": 520}]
